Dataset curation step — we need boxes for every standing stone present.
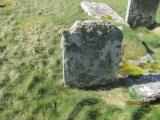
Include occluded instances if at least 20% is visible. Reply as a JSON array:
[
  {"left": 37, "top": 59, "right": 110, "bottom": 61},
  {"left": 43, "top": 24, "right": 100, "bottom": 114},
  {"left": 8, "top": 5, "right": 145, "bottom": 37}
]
[
  {"left": 126, "top": 0, "right": 160, "bottom": 28},
  {"left": 61, "top": 21, "right": 123, "bottom": 88}
]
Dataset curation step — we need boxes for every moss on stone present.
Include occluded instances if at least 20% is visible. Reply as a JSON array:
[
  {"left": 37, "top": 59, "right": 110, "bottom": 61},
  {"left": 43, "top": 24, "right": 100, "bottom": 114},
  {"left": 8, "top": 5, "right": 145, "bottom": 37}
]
[
  {"left": 119, "top": 61, "right": 144, "bottom": 76},
  {"left": 138, "top": 63, "right": 150, "bottom": 69},
  {"left": 149, "top": 69, "right": 157, "bottom": 73},
  {"left": 138, "top": 61, "right": 160, "bottom": 73},
  {"left": 150, "top": 63, "right": 160, "bottom": 70}
]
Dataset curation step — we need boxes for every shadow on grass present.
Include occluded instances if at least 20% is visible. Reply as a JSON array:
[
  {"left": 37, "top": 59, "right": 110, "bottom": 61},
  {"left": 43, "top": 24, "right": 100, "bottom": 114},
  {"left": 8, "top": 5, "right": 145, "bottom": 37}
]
[
  {"left": 68, "top": 75, "right": 160, "bottom": 120},
  {"left": 78, "top": 75, "right": 160, "bottom": 91},
  {"left": 153, "top": 22, "right": 160, "bottom": 28},
  {"left": 67, "top": 75, "right": 160, "bottom": 120},
  {"left": 77, "top": 75, "right": 160, "bottom": 106},
  {"left": 66, "top": 97, "right": 100, "bottom": 120},
  {"left": 131, "top": 105, "right": 151, "bottom": 120}
]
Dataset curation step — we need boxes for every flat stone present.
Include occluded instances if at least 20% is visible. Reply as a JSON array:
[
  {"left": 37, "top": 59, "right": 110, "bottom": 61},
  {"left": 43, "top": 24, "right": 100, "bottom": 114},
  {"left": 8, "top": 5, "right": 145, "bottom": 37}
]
[
  {"left": 61, "top": 20, "right": 123, "bottom": 88},
  {"left": 126, "top": 75, "right": 160, "bottom": 101},
  {"left": 126, "top": 0, "right": 160, "bottom": 28},
  {"left": 81, "top": 1, "right": 127, "bottom": 25}
]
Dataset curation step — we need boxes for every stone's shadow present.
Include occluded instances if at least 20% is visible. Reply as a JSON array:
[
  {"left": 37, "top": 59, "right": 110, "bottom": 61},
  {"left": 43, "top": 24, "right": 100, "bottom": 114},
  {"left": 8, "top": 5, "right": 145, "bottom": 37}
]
[
  {"left": 153, "top": 22, "right": 160, "bottom": 28},
  {"left": 123, "top": 75, "right": 160, "bottom": 87},
  {"left": 0, "top": 5, "right": 7, "bottom": 8},
  {"left": 81, "top": 79, "right": 127, "bottom": 91},
  {"left": 131, "top": 22, "right": 160, "bottom": 30},
  {"left": 81, "top": 75, "right": 160, "bottom": 105},
  {"left": 148, "top": 22, "right": 160, "bottom": 29},
  {"left": 81, "top": 75, "right": 160, "bottom": 91},
  {"left": 150, "top": 98, "right": 160, "bottom": 105}
]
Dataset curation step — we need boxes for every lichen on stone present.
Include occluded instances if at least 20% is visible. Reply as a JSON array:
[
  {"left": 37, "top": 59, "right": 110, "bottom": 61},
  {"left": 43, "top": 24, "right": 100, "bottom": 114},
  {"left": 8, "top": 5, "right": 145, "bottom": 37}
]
[{"left": 138, "top": 61, "right": 160, "bottom": 73}]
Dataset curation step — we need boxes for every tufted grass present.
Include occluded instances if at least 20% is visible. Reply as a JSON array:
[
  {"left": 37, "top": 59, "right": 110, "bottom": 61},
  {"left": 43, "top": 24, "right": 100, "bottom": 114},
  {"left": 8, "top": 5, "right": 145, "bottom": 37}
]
[{"left": 0, "top": 0, "right": 160, "bottom": 119}]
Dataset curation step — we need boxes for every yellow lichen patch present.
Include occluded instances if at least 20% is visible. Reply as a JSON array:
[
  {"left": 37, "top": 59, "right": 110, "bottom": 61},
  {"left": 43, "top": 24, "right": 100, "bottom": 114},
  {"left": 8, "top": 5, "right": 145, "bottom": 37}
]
[
  {"left": 138, "top": 62, "right": 150, "bottom": 69},
  {"left": 150, "top": 63, "right": 160, "bottom": 70},
  {"left": 149, "top": 69, "right": 157, "bottom": 73},
  {"left": 138, "top": 61, "right": 160, "bottom": 73},
  {"left": 101, "top": 15, "right": 113, "bottom": 22},
  {"left": 119, "top": 60, "right": 144, "bottom": 76}
]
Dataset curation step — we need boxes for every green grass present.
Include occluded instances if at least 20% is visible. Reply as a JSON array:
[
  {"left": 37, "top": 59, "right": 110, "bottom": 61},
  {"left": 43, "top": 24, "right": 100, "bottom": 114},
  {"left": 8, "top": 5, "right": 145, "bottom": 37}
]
[{"left": 0, "top": 0, "right": 160, "bottom": 119}]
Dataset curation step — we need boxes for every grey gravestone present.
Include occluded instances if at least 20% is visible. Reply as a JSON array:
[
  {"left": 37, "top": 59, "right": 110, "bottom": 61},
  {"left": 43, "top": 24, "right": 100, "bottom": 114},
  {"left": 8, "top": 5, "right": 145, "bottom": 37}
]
[
  {"left": 126, "top": 0, "right": 160, "bottom": 28},
  {"left": 61, "top": 21, "right": 123, "bottom": 88},
  {"left": 81, "top": 1, "right": 127, "bottom": 25}
]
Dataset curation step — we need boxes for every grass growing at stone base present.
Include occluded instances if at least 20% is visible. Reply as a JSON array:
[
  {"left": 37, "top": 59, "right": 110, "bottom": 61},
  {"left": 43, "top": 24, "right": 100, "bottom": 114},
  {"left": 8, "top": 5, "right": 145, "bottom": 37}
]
[{"left": 0, "top": 0, "right": 160, "bottom": 120}]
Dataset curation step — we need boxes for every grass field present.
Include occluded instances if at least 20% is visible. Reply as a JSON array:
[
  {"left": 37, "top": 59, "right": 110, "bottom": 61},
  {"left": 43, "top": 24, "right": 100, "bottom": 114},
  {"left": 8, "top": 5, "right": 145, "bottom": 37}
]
[{"left": 0, "top": 0, "right": 160, "bottom": 120}]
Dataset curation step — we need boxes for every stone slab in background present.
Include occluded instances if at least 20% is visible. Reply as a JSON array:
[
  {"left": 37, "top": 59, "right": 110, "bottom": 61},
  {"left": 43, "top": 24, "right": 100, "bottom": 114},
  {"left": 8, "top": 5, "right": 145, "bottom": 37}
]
[
  {"left": 61, "top": 21, "right": 123, "bottom": 88},
  {"left": 126, "top": 0, "right": 160, "bottom": 28},
  {"left": 81, "top": 1, "right": 127, "bottom": 25}
]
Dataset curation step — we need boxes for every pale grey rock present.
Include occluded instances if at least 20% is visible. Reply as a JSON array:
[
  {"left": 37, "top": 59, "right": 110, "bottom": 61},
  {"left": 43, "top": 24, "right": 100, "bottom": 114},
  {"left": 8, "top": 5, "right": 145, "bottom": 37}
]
[
  {"left": 61, "top": 21, "right": 123, "bottom": 88},
  {"left": 81, "top": 1, "right": 127, "bottom": 25},
  {"left": 126, "top": 75, "right": 160, "bottom": 101},
  {"left": 126, "top": 0, "right": 160, "bottom": 28}
]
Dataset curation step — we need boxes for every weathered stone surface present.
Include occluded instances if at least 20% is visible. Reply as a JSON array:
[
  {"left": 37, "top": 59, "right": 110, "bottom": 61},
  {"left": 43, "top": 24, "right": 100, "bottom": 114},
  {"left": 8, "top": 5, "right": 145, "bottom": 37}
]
[
  {"left": 126, "top": 75, "right": 160, "bottom": 101},
  {"left": 126, "top": 0, "right": 160, "bottom": 28},
  {"left": 61, "top": 21, "right": 123, "bottom": 88},
  {"left": 81, "top": 1, "right": 127, "bottom": 25}
]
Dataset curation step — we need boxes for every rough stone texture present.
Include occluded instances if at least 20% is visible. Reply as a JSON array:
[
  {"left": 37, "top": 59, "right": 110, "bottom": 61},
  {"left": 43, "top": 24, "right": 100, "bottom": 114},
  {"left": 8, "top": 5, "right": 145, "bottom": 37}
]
[
  {"left": 81, "top": 1, "right": 127, "bottom": 25},
  {"left": 126, "top": 75, "right": 160, "bottom": 101},
  {"left": 61, "top": 21, "right": 123, "bottom": 88},
  {"left": 126, "top": 0, "right": 160, "bottom": 28}
]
